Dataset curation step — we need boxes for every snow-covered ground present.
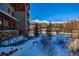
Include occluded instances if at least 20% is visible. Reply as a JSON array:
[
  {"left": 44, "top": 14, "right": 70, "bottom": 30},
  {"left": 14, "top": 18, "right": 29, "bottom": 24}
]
[{"left": 0, "top": 34, "right": 74, "bottom": 56}]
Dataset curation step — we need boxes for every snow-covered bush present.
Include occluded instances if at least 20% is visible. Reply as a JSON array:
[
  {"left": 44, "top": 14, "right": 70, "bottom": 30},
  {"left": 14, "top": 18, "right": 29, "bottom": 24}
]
[
  {"left": 40, "top": 34, "right": 53, "bottom": 55},
  {"left": 40, "top": 35, "right": 49, "bottom": 47},
  {"left": 68, "top": 39, "right": 79, "bottom": 52}
]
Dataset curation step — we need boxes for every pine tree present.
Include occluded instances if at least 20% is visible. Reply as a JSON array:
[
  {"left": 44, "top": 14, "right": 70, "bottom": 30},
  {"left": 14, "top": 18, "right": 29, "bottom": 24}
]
[
  {"left": 46, "top": 22, "right": 51, "bottom": 40},
  {"left": 34, "top": 23, "right": 39, "bottom": 37}
]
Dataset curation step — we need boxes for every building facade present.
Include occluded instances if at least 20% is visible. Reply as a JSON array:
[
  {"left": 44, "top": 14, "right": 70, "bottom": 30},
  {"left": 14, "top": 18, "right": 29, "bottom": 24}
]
[
  {"left": 0, "top": 3, "right": 30, "bottom": 40},
  {"left": 10, "top": 3, "right": 30, "bottom": 34},
  {"left": 71, "top": 20, "right": 79, "bottom": 34}
]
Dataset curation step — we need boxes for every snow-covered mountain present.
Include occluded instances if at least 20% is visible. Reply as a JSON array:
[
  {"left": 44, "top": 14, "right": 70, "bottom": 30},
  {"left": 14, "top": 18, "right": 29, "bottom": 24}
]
[
  {"left": 30, "top": 19, "right": 65, "bottom": 24},
  {"left": 30, "top": 19, "right": 49, "bottom": 24}
]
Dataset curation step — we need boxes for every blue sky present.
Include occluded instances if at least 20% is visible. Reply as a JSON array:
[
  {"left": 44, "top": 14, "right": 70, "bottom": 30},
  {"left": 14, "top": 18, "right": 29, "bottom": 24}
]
[{"left": 30, "top": 3, "right": 79, "bottom": 22}]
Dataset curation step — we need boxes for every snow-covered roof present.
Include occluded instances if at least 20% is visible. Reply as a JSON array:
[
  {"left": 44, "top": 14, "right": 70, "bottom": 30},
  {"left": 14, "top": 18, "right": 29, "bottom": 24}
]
[
  {"left": 0, "top": 10, "right": 19, "bottom": 22},
  {"left": 51, "top": 22, "right": 65, "bottom": 24}
]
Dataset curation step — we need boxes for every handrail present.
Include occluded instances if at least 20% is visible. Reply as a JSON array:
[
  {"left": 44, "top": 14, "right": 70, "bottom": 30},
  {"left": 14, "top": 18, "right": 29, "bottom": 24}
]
[{"left": 0, "top": 30, "right": 18, "bottom": 32}]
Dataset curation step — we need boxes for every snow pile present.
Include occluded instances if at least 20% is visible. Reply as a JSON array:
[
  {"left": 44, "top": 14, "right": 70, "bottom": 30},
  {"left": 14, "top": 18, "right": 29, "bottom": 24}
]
[{"left": 68, "top": 39, "right": 79, "bottom": 52}]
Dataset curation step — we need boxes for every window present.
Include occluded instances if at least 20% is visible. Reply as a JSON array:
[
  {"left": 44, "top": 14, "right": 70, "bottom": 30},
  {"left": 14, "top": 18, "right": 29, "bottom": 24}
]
[
  {"left": 8, "top": 8, "right": 10, "bottom": 13},
  {"left": 0, "top": 17, "right": 3, "bottom": 25},
  {"left": 0, "top": 19, "right": 2, "bottom": 25},
  {"left": 4, "top": 20, "right": 8, "bottom": 26},
  {"left": 0, "top": 4, "right": 3, "bottom": 10},
  {"left": 3, "top": 19, "right": 9, "bottom": 30},
  {"left": 0, "top": 17, "right": 3, "bottom": 30},
  {"left": 27, "top": 11, "right": 30, "bottom": 18},
  {"left": 12, "top": 12, "right": 14, "bottom": 17}
]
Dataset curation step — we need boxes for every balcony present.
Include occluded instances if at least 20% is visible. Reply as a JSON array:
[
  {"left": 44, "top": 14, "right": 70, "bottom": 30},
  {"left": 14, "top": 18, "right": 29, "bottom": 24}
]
[
  {"left": 0, "top": 10, "right": 19, "bottom": 22},
  {"left": 0, "top": 30, "right": 18, "bottom": 32}
]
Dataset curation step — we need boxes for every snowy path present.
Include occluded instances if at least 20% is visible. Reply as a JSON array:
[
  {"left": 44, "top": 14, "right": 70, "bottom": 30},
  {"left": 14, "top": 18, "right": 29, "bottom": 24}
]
[
  {"left": 0, "top": 34, "right": 72, "bottom": 56},
  {"left": 10, "top": 36, "right": 48, "bottom": 56}
]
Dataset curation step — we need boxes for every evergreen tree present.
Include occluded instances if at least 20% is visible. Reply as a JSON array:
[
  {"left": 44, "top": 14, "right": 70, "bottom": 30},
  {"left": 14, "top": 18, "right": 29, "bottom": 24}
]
[
  {"left": 46, "top": 22, "right": 51, "bottom": 40},
  {"left": 34, "top": 23, "right": 39, "bottom": 37}
]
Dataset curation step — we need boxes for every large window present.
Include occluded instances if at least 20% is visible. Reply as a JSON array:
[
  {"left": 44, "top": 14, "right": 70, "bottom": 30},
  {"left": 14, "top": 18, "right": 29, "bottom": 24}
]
[
  {"left": 8, "top": 8, "right": 10, "bottom": 13},
  {"left": 12, "top": 12, "right": 14, "bottom": 17},
  {"left": 3, "top": 19, "right": 9, "bottom": 30},
  {"left": 0, "top": 17, "right": 3, "bottom": 30},
  {"left": 0, "top": 4, "right": 3, "bottom": 10},
  {"left": 9, "top": 22, "right": 16, "bottom": 30},
  {"left": 0, "top": 19, "right": 2, "bottom": 24}
]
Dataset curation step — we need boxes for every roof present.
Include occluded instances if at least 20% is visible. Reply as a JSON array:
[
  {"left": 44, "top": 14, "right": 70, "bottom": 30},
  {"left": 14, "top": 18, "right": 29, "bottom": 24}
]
[
  {"left": 0, "top": 10, "right": 19, "bottom": 22},
  {"left": 63, "top": 22, "right": 72, "bottom": 27}
]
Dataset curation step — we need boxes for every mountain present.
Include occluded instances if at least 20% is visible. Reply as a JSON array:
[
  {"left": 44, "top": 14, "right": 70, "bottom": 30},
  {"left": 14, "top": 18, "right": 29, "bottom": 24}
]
[{"left": 30, "top": 19, "right": 65, "bottom": 24}]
